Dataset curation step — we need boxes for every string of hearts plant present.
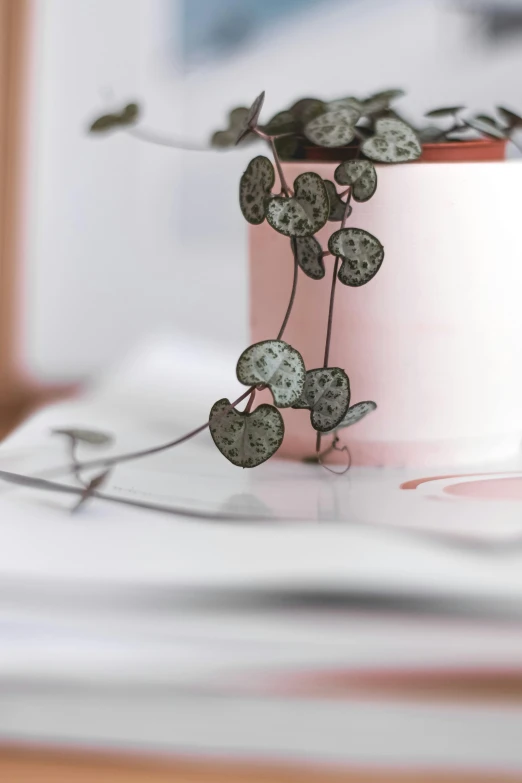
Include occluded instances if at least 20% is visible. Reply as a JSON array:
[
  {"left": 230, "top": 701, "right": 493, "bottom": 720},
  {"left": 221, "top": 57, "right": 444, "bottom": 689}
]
[{"left": 4, "top": 89, "right": 520, "bottom": 512}]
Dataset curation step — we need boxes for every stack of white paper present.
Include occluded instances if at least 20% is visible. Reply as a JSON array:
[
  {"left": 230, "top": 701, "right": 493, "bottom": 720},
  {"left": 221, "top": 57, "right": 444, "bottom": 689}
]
[{"left": 2, "top": 336, "right": 522, "bottom": 773}]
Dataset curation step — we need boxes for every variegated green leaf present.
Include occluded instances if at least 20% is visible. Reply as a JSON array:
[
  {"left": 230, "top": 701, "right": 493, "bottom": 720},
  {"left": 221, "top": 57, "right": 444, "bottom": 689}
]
[
  {"left": 324, "top": 180, "right": 350, "bottom": 222},
  {"left": 211, "top": 107, "right": 251, "bottom": 148},
  {"left": 266, "top": 172, "right": 329, "bottom": 237},
  {"left": 329, "top": 228, "right": 384, "bottom": 287},
  {"left": 304, "top": 109, "right": 358, "bottom": 148},
  {"left": 362, "top": 89, "right": 405, "bottom": 115},
  {"left": 328, "top": 97, "right": 364, "bottom": 114},
  {"left": 209, "top": 399, "right": 284, "bottom": 468},
  {"left": 289, "top": 98, "right": 326, "bottom": 124},
  {"left": 236, "top": 340, "right": 305, "bottom": 408},
  {"left": 328, "top": 401, "right": 377, "bottom": 433},
  {"left": 239, "top": 156, "right": 275, "bottom": 225},
  {"left": 293, "top": 368, "right": 350, "bottom": 433},
  {"left": 334, "top": 160, "right": 377, "bottom": 202},
  {"left": 362, "top": 118, "right": 421, "bottom": 163},
  {"left": 262, "top": 111, "right": 298, "bottom": 136},
  {"left": 294, "top": 236, "right": 325, "bottom": 280}
]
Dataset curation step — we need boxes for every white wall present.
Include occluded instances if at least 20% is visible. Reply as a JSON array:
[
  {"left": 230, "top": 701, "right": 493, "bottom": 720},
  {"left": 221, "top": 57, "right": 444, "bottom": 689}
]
[
  {"left": 21, "top": 0, "right": 522, "bottom": 382},
  {"left": 22, "top": 0, "right": 247, "bottom": 382}
]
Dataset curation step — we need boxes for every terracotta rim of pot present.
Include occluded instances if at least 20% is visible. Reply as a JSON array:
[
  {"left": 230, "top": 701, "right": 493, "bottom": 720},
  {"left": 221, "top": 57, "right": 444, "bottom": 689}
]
[{"left": 297, "top": 138, "right": 507, "bottom": 164}]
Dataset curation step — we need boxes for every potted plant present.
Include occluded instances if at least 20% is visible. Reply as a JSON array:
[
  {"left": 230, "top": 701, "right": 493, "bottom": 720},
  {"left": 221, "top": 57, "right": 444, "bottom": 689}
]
[
  {"left": 212, "top": 91, "right": 522, "bottom": 466},
  {"left": 1, "top": 89, "right": 521, "bottom": 515}
]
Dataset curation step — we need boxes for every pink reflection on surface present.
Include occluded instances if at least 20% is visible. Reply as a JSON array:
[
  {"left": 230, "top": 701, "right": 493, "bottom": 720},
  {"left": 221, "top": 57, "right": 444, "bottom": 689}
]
[{"left": 444, "top": 478, "right": 522, "bottom": 501}]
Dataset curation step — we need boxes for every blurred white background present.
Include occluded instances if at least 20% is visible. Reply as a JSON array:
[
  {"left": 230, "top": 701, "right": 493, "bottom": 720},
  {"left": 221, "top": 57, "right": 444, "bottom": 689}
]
[{"left": 20, "top": 0, "right": 522, "bottom": 381}]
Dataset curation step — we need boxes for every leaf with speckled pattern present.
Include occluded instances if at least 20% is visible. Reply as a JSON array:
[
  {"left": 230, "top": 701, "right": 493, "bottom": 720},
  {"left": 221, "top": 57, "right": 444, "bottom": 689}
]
[
  {"left": 324, "top": 180, "right": 350, "bottom": 222},
  {"left": 235, "top": 91, "right": 265, "bottom": 145},
  {"left": 362, "top": 89, "right": 405, "bottom": 115},
  {"left": 236, "top": 340, "right": 305, "bottom": 408},
  {"left": 362, "top": 118, "right": 421, "bottom": 163},
  {"left": 211, "top": 107, "right": 254, "bottom": 148},
  {"left": 304, "top": 108, "right": 359, "bottom": 148},
  {"left": 329, "top": 228, "right": 384, "bottom": 287},
  {"left": 293, "top": 368, "right": 350, "bottom": 433},
  {"left": 334, "top": 160, "right": 377, "bottom": 202},
  {"left": 328, "top": 97, "right": 364, "bottom": 114},
  {"left": 209, "top": 399, "right": 284, "bottom": 468},
  {"left": 294, "top": 236, "right": 325, "bottom": 280},
  {"left": 266, "top": 172, "right": 329, "bottom": 237},
  {"left": 239, "top": 156, "right": 275, "bottom": 225},
  {"left": 289, "top": 98, "right": 326, "bottom": 125},
  {"left": 327, "top": 401, "right": 377, "bottom": 433},
  {"left": 262, "top": 111, "right": 298, "bottom": 137}
]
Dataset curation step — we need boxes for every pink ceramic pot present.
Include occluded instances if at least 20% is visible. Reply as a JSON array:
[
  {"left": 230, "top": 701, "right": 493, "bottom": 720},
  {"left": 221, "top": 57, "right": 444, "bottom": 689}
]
[{"left": 250, "top": 155, "right": 522, "bottom": 466}]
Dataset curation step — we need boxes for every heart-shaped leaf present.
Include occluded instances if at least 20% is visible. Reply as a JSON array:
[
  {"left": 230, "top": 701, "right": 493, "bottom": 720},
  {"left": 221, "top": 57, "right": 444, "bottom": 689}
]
[
  {"left": 425, "top": 106, "right": 465, "bottom": 118},
  {"left": 464, "top": 117, "right": 506, "bottom": 140},
  {"left": 262, "top": 111, "right": 298, "bottom": 136},
  {"left": 289, "top": 98, "right": 326, "bottom": 125},
  {"left": 328, "top": 97, "right": 364, "bottom": 114},
  {"left": 209, "top": 399, "right": 284, "bottom": 468},
  {"left": 294, "top": 236, "right": 325, "bottom": 280},
  {"left": 328, "top": 401, "right": 377, "bottom": 433},
  {"left": 293, "top": 368, "right": 350, "bottom": 433},
  {"left": 239, "top": 156, "right": 275, "bottom": 225},
  {"left": 324, "top": 180, "right": 350, "bottom": 222},
  {"left": 362, "top": 89, "right": 405, "bottom": 115},
  {"left": 362, "top": 118, "right": 421, "bottom": 163},
  {"left": 266, "top": 172, "right": 329, "bottom": 237},
  {"left": 334, "top": 160, "right": 377, "bottom": 202},
  {"left": 497, "top": 106, "right": 522, "bottom": 130},
  {"left": 211, "top": 107, "right": 251, "bottom": 148},
  {"left": 329, "top": 228, "right": 384, "bottom": 287},
  {"left": 304, "top": 109, "right": 358, "bottom": 148},
  {"left": 236, "top": 91, "right": 265, "bottom": 144},
  {"left": 89, "top": 103, "right": 140, "bottom": 134},
  {"left": 236, "top": 340, "right": 305, "bottom": 408},
  {"left": 52, "top": 428, "right": 113, "bottom": 446}
]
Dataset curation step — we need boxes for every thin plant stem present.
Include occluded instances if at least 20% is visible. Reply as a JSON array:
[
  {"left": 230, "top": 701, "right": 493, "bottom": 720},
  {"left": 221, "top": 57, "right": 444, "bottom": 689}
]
[
  {"left": 277, "top": 241, "right": 299, "bottom": 341},
  {"left": 244, "top": 388, "right": 256, "bottom": 414},
  {"left": 269, "top": 137, "right": 292, "bottom": 196},
  {"left": 259, "top": 128, "right": 299, "bottom": 342},
  {"left": 69, "top": 437, "right": 85, "bottom": 487},
  {"left": 55, "top": 387, "right": 255, "bottom": 476},
  {"left": 316, "top": 188, "right": 352, "bottom": 453},
  {"left": 254, "top": 127, "right": 292, "bottom": 197},
  {"left": 0, "top": 469, "right": 275, "bottom": 522},
  {"left": 126, "top": 126, "right": 211, "bottom": 152}
]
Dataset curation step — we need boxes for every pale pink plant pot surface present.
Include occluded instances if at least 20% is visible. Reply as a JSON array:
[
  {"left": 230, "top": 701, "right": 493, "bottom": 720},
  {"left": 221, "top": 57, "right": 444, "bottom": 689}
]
[{"left": 250, "top": 158, "right": 522, "bottom": 466}]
